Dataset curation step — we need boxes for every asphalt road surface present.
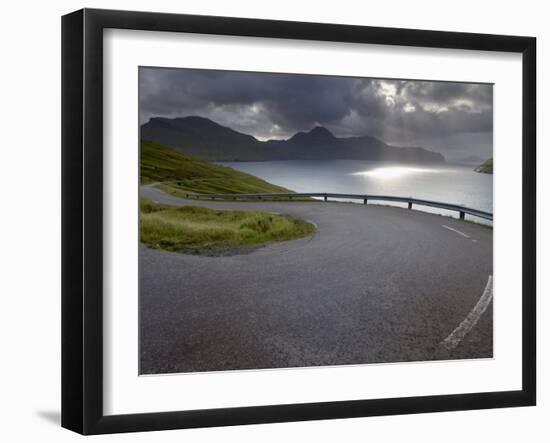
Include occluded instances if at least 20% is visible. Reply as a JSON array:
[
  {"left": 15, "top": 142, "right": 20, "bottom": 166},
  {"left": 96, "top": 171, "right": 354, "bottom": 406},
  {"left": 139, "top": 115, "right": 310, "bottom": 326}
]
[{"left": 140, "top": 185, "right": 493, "bottom": 374}]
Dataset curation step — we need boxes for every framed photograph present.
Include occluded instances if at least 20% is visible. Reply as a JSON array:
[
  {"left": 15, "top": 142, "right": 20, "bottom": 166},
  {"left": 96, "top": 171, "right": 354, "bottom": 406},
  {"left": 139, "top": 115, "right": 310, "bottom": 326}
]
[{"left": 62, "top": 8, "right": 536, "bottom": 434}]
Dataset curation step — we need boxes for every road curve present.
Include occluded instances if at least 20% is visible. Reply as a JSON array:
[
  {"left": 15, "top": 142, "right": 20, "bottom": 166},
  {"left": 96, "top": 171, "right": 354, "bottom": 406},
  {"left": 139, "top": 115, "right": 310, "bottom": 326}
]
[{"left": 140, "top": 185, "right": 493, "bottom": 374}]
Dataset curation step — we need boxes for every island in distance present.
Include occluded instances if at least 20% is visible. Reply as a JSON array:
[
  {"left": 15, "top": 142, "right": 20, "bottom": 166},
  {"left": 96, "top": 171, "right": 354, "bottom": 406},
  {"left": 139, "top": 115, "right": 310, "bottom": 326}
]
[
  {"left": 141, "top": 116, "right": 446, "bottom": 163},
  {"left": 474, "top": 158, "right": 493, "bottom": 174}
]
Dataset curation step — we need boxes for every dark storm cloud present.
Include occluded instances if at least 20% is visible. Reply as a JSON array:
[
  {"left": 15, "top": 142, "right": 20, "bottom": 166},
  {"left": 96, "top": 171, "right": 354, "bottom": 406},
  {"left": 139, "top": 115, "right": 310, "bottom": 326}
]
[{"left": 139, "top": 67, "right": 493, "bottom": 158}]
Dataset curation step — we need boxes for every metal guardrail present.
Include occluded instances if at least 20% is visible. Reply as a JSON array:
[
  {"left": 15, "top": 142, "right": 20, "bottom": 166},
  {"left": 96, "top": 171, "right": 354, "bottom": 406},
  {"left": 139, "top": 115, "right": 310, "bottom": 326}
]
[{"left": 183, "top": 192, "right": 493, "bottom": 221}]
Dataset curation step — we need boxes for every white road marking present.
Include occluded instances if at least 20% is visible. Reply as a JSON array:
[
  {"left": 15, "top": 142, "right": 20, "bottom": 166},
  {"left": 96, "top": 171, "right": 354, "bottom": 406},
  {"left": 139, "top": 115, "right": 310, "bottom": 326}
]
[
  {"left": 440, "top": 275, "right": 493, "bottom": 350},
  {"left": 442, "top": 225, "right": 470, "bottom": 238}
]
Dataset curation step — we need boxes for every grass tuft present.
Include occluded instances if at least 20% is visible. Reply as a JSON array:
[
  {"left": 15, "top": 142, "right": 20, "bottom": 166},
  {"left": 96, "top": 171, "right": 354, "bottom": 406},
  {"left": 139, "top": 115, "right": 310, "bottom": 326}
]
[{"left": 140, "top": 199, "right": 315, "bottom": 253}]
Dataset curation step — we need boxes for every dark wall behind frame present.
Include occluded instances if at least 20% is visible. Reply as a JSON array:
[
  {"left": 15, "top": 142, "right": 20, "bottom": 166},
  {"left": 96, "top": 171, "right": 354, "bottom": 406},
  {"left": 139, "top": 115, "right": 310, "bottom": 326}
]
[{"left": 62, "top": 8, "right": 536, "bottom": 435}]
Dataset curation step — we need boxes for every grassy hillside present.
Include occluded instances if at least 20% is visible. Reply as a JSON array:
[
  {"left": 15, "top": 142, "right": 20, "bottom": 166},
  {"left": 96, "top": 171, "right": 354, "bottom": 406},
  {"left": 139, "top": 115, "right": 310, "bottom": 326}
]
[
  {"left": 474, "top": 158, "right": 493, "bottom": 174},
  {"left": 140, "top": 199, "right": 315, "bottom": 254},
  {"left": 140, "top": 141, "right": 316, "bottom": 253},
  {"left": 141, "top": 140, "right": 292, "bottom": 195}
]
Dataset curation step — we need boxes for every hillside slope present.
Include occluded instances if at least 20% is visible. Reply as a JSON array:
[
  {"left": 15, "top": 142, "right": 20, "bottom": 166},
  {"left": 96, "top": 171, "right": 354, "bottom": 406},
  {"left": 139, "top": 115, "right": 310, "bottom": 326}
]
[{"left": 140, "top": 140, "right": 292, "bottom": 195}]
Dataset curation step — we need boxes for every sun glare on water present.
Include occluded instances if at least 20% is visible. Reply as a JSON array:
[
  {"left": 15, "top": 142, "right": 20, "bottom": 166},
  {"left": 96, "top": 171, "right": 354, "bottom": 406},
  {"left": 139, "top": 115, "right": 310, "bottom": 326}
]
[{"left": 352, "top": 166, "right": 441, "bottom": 179}]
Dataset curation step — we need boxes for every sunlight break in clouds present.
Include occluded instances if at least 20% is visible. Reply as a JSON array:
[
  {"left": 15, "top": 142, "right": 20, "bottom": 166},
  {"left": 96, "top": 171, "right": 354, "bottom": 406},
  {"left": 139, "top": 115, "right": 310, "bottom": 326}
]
[{"left": 139, "top": 67, "right": 493, "bottom": 160}]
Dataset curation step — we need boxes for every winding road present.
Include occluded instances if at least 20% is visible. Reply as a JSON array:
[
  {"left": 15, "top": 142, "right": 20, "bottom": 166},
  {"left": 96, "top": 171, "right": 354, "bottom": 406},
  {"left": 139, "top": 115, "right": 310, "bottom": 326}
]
[{"left": 140, "top": 185, "right": 493, "bottom": 374}]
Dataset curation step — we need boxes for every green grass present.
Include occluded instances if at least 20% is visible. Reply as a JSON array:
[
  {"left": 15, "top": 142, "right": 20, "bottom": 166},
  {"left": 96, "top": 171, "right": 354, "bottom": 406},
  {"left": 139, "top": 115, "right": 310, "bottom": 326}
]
[
  {"left": 140, "top": 199, "right": 316, "bottom": 253},
  {"left": 141, "top": 140, "right": 292, "bottom": 195},
  {"left": 141, "top": 140, "right": 314, "bottom": 201},
  {"left": 474, "top": 158, "right": 493, "bottom": 174}
]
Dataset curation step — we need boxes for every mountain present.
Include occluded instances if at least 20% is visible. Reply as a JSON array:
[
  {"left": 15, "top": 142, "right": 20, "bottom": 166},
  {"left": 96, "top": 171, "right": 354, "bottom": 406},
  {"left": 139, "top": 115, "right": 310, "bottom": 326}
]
[
  {"left": 140, "top": 116, "right": 269, "bottom": 161},
  {"left": 288, "top": 126, "right": 337, "bottom": 144},
  {"left": 141, "top": 116, "right": 445, "bottom": 163},
  {"left": 474, "top": 158, "right": 493, "bottom": 174}
]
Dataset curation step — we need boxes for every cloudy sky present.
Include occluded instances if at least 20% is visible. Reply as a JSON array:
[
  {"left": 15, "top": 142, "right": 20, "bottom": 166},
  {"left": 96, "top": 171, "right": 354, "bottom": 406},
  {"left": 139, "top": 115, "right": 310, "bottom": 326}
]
[{"left": 139, "top": 67, "right": 493, "bottom": 160}]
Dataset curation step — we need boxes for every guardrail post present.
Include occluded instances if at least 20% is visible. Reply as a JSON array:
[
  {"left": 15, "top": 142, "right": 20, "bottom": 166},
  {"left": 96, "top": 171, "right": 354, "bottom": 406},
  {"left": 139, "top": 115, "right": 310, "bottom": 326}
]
[
  {"left": 408, "top": 202, "right": 412, "bottom": 210},
  {"left": 459, "top": 211, "right": 465, "bottom": 220},
  {"left": 363, "top": 198, "right": 367, "bottom": 205},
  {"left": 324, "top": 194, "right": 327, "bottom": 202}
]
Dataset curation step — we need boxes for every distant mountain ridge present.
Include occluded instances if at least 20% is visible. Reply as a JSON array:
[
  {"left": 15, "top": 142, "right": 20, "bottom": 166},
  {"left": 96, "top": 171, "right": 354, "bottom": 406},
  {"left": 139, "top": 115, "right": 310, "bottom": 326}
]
[{"left": 141, "top": 116, "right": 446, "bottom": 163}]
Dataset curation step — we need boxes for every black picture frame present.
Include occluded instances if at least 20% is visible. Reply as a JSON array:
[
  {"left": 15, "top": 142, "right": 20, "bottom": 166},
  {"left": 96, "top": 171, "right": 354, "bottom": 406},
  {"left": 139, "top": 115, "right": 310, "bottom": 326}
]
[{"left": 62, "top": 8, "right": 536, "bottom": 435}]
